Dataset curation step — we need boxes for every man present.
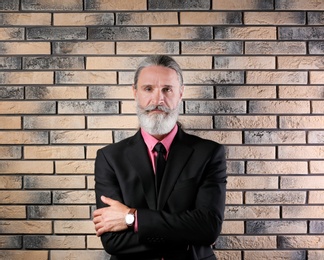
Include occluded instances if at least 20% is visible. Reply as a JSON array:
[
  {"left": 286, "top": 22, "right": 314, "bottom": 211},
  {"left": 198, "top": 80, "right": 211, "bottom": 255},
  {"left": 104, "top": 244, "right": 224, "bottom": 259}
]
[{"left": 93, "top": 55, "right": 227, "bottom": 260}]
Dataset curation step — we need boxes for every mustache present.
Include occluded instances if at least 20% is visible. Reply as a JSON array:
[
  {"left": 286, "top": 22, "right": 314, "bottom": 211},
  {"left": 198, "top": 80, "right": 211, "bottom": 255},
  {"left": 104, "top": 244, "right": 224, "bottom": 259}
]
[{"left": 144, "top": 105, "right": 171, "bottom": 113}]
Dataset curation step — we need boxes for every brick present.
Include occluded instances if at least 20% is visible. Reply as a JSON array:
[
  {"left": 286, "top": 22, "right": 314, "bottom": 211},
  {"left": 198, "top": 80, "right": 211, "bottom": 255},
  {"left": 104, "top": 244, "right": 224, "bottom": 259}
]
[
  {"left": 226, "top": 146, "right": 275, "bottom": 159},
  {"left": 24, "top": 176, "right": 86, "bottom": 189},
  {"left": 86, "top": 145, "right": 103, "bottom": 159},
  {"left": 54, "top": 13, "right": 113, "bottom": 26},
  {"left": 50, "top": 130, "right": 113, "bottom": 144},
  {"left": 0, "top": 161, "right": 53, "bottom": 174},
  {"left": 173, "top": 56, "right": 213, "bottom": 69},
  {"left": 0, "top": 176, "right": 21, "bottom": 189},
  {"left": 26, "top": 86, "right": 87, "bottom": 100},
  {"left": 310, "top": 161, "right": 324, "bottom": 174},
  {"left": 89, "top": 27, "right": 148, "bottom": 40},
  {"left": 281, "top": 176, "right": 324, "bottom": 189},
  {"left": 246, "top": 220, "right": 307, "bottom": 234},
  {"left": 24, "top": 116, "right": 85, "bottom": 130},
  {"left": 0, "top": 221, "right": 51, "bottom": 234},
  {"left": 85, "top": 0, "right": 146, "bottom": 10},
  {"left": 0, "top": 28, "right": 24, "bottom": 40},
  {"left": 309, "top": 131, "right": 324, "bottom": 143},
  {"left": 54, "top": 220, "right": 94, "bottom": 234},
  {"left": 22, "top": 0, "right": 82, "bottom": 10},
  {"left": 117, "top": 41, "right": 179, "bottom": 54},
  {"left": 279, "top": 85, "right": 324, "bottom": 99},
  {"left": 0, "top": 251, "right": 48, "bottom": 260},
  {"left": 245, "top": 12, "right": 305, "bottom": 25},
  {"left": 53, "top": 190, "right": 95, "bottom": 204},
  {"left": 0, "top": 57, "right": 21, "bottom": 70},
  {"left": 182, "top": 41, "right": 242, "bottom": 54},
  {"left": 24, "top": 146, "right": 84, "bottom": 159},
  {"left": 213, "top": 0, "right": 273, "bottom": 10},
  {"left": 117, "top": 12, "right": 178, "bottom": 25},
  {"left": 221, "top": 221, "right": 244, "bottom": 234},
  {"left": 0, "top": 235, "right": 21, "bottom": 248},
  {"left": 185, "top": 101, "right": 246, "bottom": 114},
  {"left": 149, "top": 0, "right": 209, "bottom": 10},
  {"left": 0, "top": 86, "right": 23, "bottom": 99},
  {"left": 310, "top": 220, "right": 324, "bottom": 233},
  {"left": 56, "top": 71, "right": 116, "bottom": 85},
  {"left": 152, "top": 26, "right": 212, "bottom": 40},
  {"left": 24, "top": 235, "right": 85, "bottom": 249},
  {"left": 119, "top": 71, "right": 135, "bottom": 85},
  {"left": 250, "top": 100, "right": 310, "bottom": 114},
  {"left": 186, "top": 130, "right": 242, "bottom": 144},
  {"left": 0, "top": 13, "right": 51, "bottom": 25},
  {"left": 0, "top": 206, "right": 26, "bottom": 219},
  {"left": 248, "top": 71, "right": 308, "bottom": 84},
  {"left": 214, "top": 251, "right": 242, "bottom": 260},
  {"left": 182, "top": 86, "right": 214, "bottom": 99},
  {"left": 0, "top": 131, "right": 48, "bottom": 144},
  {"left": 0, "top": 117, "right": 21, "bottom": 129},
  {"left": 0, "top": 146, "right": 21, "bottom": 159},
  {"left": 0, "top": 72, "right": 53, "bottom": 85},
  {"left": 215, "top": 115, "right": 277, "bottom": 129},
  {"left": 278, "top": 56, "right": 324, "bottom": 69},
  {"left": 279, "top": 146, "right": 324, "bottom": 159},
  {"left": 28, "top": 206, "right": 89, "bottom": 219},
  {"left": 214, "top": 56, "right": 275, "bottom": 69},
  {"left": 217, "top": 85, "right": 276, "bottom": 99},
  {"left": 55, "top": 161, "right": 94, "bottom": 174},
  {"left": 245, "top": 41, "right": 306, "bottom": 54},
  {"left": 311, "top": 71, "right": 324, "bottom": 84},
  {"left": 276, "top": 0, "right": 324, "bottom": 10},
  {"left": 309, "top": 191, "right": 324, "bottom": 204},
  {"left": 53, "top": 42, "right": 114, "bottom": 55},
  {"left": 312, "top": 101, "right": 324, "bottom": 114},
  {"left": 226, "top": 161, "right": 245, "bottom": 174},
  {"left": 215, "top": 235, "right": 276, "bottom": 249},
  {"left": 225, "top": 191, "right": 243, "bottom": 204},
  {"left": 279, "top": 235, "right": 324, "bottom": 249},
  {"left": 0, "top": 0, "right": 19, "bottom": 11},
  {"left": 114, "top": 130, "right": 137, "bottom": 143},
  {"left": 247, "top": 161, "right": 308, "bottom": 175},
  {"left": 227, "top": 176, "right": 278, "bottom": 189},
  {"left": 181, "top": 12, "right": 241, "bottom": 25},
  {"left": 88, "top": 115, "right": 138, "bottom": 129},
  {"left": 309, "top": 41, "right": 324, "bottom": 54},
  {"left": 245, "top": 251, "right": 306, "bottom": 260},
  {"left": 89, "top": 86, "right": 136, "bottom": 99},
  {"left": 215, "top": 27, "right": 276, "bottom": 40},
  {"left": 86, "top": 56, "right": 142, "bottom": 70},
  {"left": 309, "top": 251, "right": 324, "bottom": 260},
  {"left": 27, "top": 27, "right": 86, "bottom": 40},
  {"left": 120, "top": 100, "right": 136, "bottom": 113},
  {"left": 245, "top": 131, "right": 305, "bottom": 144},
  {"left": 87, "top": 235, "right": 102, "bottom": 249},
  {"left": 183, "top": 71, "right": 244, "bottom": 84},
  {"left": 280, "top": 116, "right": 324, "bottom": 129},
  {"left": 58, "top": 101, "right": 118, "bottom": 114},
  {"left": 23, "top": 57, "right": 84, "bottom": 70},
  {"left": 0, "top": 42, "right": 50, "bottom": 55},
  {"left": 279, "top": 27, "right": 324, "bottom": 40},
  {"left": 87, "top": 176, "right": 95, "bottom": 189},
  {"left": 0, "top": 191, "right": 51, "bottom": 204},
  {"left": 0, "top": 101, "right": 55, "bottom": 114},
  {"left": 245, "top": 191, "right": 306, "bottom": 204},
  {"left": 50, "top": 250, "right": 109, "bottom": 260}
]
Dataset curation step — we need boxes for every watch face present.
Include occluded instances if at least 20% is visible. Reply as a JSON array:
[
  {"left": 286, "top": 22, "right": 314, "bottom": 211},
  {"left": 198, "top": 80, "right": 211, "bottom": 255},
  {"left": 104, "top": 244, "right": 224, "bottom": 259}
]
[{"left": 126, "top": 214, "right": 135, "bottom": 225}]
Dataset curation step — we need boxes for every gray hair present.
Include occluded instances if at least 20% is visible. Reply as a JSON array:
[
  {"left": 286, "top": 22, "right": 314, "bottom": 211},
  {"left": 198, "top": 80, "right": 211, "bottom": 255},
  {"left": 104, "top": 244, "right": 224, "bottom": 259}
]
[{"left": 133, "top": 55, "right": 183, "bottom": 88}]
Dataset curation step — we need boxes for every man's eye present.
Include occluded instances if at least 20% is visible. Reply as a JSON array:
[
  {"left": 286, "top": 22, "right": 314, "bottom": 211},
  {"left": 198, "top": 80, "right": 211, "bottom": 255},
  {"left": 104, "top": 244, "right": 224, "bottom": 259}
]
[
  {"left": 163, "top": 88, "right": 171, "bottom": 93},
  {"left": 144, "top": 87, "right": 152, "bottom": 91}
]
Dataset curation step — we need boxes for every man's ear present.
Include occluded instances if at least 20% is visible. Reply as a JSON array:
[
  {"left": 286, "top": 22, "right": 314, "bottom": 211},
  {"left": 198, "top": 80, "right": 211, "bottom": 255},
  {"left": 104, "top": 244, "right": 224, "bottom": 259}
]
[{"left": 132, "top": 84, "right": 137, "bottom": 99}]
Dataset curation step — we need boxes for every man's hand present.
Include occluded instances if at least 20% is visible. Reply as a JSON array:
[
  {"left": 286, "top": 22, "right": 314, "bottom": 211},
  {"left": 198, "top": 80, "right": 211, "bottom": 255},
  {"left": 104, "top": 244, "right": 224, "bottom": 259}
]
[{"left": 93, "top": 196, "right": 130, "bottom": 236}]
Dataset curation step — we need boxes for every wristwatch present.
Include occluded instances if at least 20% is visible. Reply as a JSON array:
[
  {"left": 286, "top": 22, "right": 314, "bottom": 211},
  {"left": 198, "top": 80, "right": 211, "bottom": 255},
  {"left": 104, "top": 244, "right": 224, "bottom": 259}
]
[{"left": 125, "top": 208, "right": 136, "bottom": 227}]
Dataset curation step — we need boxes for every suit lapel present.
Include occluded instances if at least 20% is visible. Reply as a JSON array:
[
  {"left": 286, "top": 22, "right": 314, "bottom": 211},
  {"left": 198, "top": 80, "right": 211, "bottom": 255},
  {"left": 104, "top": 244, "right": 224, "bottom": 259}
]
[{"left": 126, "top": 131, "right": 157, "bottom": 209}]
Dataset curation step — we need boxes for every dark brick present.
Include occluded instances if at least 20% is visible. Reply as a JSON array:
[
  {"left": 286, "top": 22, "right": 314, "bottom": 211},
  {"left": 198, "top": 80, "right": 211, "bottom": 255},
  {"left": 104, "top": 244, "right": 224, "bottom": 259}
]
[
  {"left": 88, "top": 27, "right": 149, "bottom": 40},
  {"left": 309, "top": 41, "right": 324, "bottom": 54},
  {"left": 310, "top": 220, "right": 324, "bottom": 233},
  {"left": 25, "top": 86, "right": 49, "bottom": 99},
  {"left": 58, "top": 101, "right": 119, "bottom": 114},
  {"left": 0, "top": 235, "right": 21, "bottom": 248},
  {"left": 23, "top": 236, "right": 46, "bottom": 249},
  {"left": 22, "top": 0, "right": 82, "bottom": 11},
  {"left": 114, "top": 130, "right": 137, "bottom": 143},
  {"left": 279, "top": 27, "right": 324, "bottom": 40},
  {"left": 23, "top": 57, "right": 84, "bottom": 70},
  {"left": 0, "top": 86, "right": 24, "bottom": 99},
  {"left": 308, "top": 12, "right": 324, "bottom": 25},
  {"left": 27, "top": 27, "right": 87, "bottom": 40},
  {"left": 0, "top": 0, "right": 19, "bottom": 11},
  {"left": 226, "top": 12, "right": 242, "bottom": 24},
  {"left": 246, "top": 220, "right": 306, "bottom": 234},
  {"left": 227, "top": 161, "right": 245, "bottom": 174},
  {"left": 185, "top": 101, "right": 246, "bottom": 114},
  {"left": 0, "top": 57, "right": 21, "bottom": 70},
  {"left": 149, "top": 0, "right": 210, "bottom": 10}
]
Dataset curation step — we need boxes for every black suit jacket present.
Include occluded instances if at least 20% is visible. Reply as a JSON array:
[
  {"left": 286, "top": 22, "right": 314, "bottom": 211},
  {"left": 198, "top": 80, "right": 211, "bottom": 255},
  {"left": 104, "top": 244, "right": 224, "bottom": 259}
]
[{"left": 95, "top": 127, "right": 227, "bottom": 260}]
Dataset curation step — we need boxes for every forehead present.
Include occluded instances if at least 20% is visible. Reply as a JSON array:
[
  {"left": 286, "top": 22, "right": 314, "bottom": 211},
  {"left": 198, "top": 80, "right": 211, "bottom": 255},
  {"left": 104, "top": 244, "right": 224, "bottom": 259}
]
[{"left": 138, "top": 65, "right": 180, "bottom": 85}]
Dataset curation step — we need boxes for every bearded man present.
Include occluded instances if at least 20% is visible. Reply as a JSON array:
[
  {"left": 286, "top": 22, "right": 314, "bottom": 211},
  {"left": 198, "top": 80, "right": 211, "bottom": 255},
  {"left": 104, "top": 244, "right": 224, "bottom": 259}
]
[{"left": 93, "top": 55, "right": 227, "bottom": 260}]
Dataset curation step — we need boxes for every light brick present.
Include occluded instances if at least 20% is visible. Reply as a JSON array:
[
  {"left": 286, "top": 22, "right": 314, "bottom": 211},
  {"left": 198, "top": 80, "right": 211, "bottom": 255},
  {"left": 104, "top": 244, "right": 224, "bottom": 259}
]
[
  {"left": 50, "top": 250, "right": 109, "bottom": 260},
  {"left": 0, "top": 42, "right": 50, "bottom": 55},
  {"left": 308, "top": 131, "right": 324, "bottom": 143},
  {"left": 279, "top": 85, "right": 324, "bottom": 99},
  {"left": 0, "top": 206, "right": 26, "bottom": 219},
  {"left": 178, "top": 115, "right": 213, "bottom": 129},
  {"left": 0, "top": 28, "right": 24, "bottom": 40},
  {"left": 280, "top": 116, "right": 324, "bottom": 129},
  {"left": 0, "top": 72, "right": 53, "bottom": 85},
  {"left": 0, "top": 146, "right": 21, "bottom": 159},
  {"left": 181, "top": 12, "right": 241, "bottom": 25},
  {"left": 245, "top": 12, "right": 305, "bottom": 25},
  {"left": 0, "top": 176, "right": 21, "bottom": 189},
  {"left": 54, "top": 220, "right": 95, "bottom": 234},
  {"left": 53, "top": 42, "right": 114, "bottom": 55},
  {"left": 309, "top": 251, "right": 324, "bottom": 260},
  {"left": 247, "top": 71, "right": 307, "bottom": 84},
  {"left": 312, "top": 101, "right": 324, "bottom": 113},
  {"left": 215, "top": 235, "right": 276, "bottom": 249},
  {"left": 0, "top": 131, "right": 48, "bottom": 144},
  {"left": 89, "top": 86, "right": 133, "bottom": 99},
  {"left": 214, "top": 56, "right": 275, "bottom": 69},
  {"left": 245, "top": 250, "right": 306, "bottom": 260},
  {"left": 56, "top": 71, "right": 116, "bottom": 85},
  {"left": 87, "top": 116, "right": 138, "bottom": 129},
  {"left": 117, "top": 42, "right": 179, "bottom": 54},
  {"left": 0, "top": 221, "right": 52, "bottom": 234},
  {"left": 217, "top": 85, "right": 276, "bottom": 99},
  {"left": 278, "top": 56, "right": 324, "bottom": 69},
  {"left": 246, "top": 220, "right": 307, "bottom": 234},
  {"left": 0, "top": 13, "right": 51, "bottom": 25},
  {"left": 87, "top": 235, "right": 103, "bottom": 249},
  {"left": 53, "top": 191, "right": 95, "bottom": 204},
  {"left": 24, "top": 235, "right": 85, "bottom": 249},
  {"left": 0, "top": 116, "right": 21, "bottom": 129},
  {"left": 249, "top": 101, "right": 310, "bottom": 114},
  {"left": 86, "top": 56, "right": 142, "bottom": 70},
  {"left": 213, "top": 0, "right": 273, "bottom": 10},
  {"left": 245, "top": 41, "right": 306, "bottom": 54},
  {"left": 86, "top": 145, "right": 103, "bottom": 159},
  {"left": 58, "top": 101, "right": 118, "bottom": 114},
  {"left": 245, "top": 191, "right": 306, "bottom": 204},
  {"left": 85, "top": 0, "right": 146, "bottom": 10},
  {"left": 24, "top": 176, "right": 86, "bottom": 189},
  {"left": 50, "top": 130, "right": 113, "bottom": 144},
  {"left": 214, "top": 251, "right": 242, "bottom": 260},
  {"left": 186, "top": 130, "right": 242, "bottom": 144},
  {"left": 279, "top": 235, "right": 324, "bottom": 249},
  {"left": 28, "top": 206, "right": 89, "bottom": 219},
  {"left": 227, "top": 176, "right": 278, "bottom": 189},
  {"left": 87, "top": 176, "right": 95, "bottom": 190},
  {"left": 182, "top": 86, "right": 214, "bottom": 99},
  {"left": 182, "top": 41, "right": 242, "bottom": 54},
  {"left": 279, "top": 146, "right": 324, "bottom": 159},
  {"left": 225, "top": 191, "right": 243, "bottom": 204},
  {"left": 24, "top": 146, "right": 84, "bottom": 159},
  {"left": 0, "top": 191, "right": 51, "bottom": 204},
  {"left": 173, "top": 56, "right": 213, "bottom": 69},
  {"left": 152, "top": 26, "right": 212, "bottom": 40},
  {"left": 310, "top": 161, "right": 324, "bottom": 174},
  {"left": 221, "top": 221, "right": 244, "bottom": 234},
  {"left": 54, "top": 13, "right": 113, "bottom": 26},
  {"left": 0, "top": 251, "right": 48, "bottom": 260},
  {"left": 0, "top": 161, "right": 53, "bottom": 174},
  {"left": 276, "top": 0, "right": 324, "bottom": 10},
  {"left": 309, "top": 191, "right": 324, "bottom": 204},
  {"left": 215, "top": 116, "right": 277, "bottom": 129},
  {"left": 24, "top": 116, "right": 85, "bottom": 129},
  {"left": 245, "top": 131, "right": 305, "bottom": 144},
  {"left": 55, "top": 161, "right": 94, "bottom": 174},
  {"left": 247, "top": 161, "right": 308, "bottom": 175},
  {"left": 215, "top": 27, "right": 276, "bottom": 40},
  {"left": 117, "top": 12, "right": 177, "bottom": 25},
  {"left": 281, "top": 176, "right": 324, "bottom": 189},
  {"left": 226, "top": 146, "right": 275, "bottom": 159},
  {"left": 0, "top": 101, "right": 55, "bottom": 114}
]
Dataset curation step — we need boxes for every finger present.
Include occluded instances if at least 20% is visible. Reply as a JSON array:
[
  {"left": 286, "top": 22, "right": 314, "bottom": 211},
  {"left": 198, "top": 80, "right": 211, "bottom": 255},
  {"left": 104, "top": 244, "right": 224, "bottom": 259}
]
[{"left": 101, "top": 196, "right": 118, "bottom": 206}]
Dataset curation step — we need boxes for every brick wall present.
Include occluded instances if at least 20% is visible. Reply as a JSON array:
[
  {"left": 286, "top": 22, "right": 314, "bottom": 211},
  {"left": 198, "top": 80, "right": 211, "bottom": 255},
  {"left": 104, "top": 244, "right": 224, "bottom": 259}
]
[{"left": 0, "top": 0, "right": 323, "bottom": 259}]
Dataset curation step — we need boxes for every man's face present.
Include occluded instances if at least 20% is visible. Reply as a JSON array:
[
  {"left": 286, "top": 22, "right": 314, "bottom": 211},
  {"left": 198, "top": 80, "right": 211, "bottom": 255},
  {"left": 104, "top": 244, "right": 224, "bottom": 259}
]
[{"left": 133, "top": 65, "right": 184, "bottom": 136}]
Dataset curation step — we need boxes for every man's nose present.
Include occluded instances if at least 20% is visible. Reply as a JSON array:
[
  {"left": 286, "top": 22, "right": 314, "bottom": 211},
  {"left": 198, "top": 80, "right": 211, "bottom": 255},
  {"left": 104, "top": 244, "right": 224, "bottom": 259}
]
[{"left": 153, "top": 90, "right": 164, "bottom": 105}]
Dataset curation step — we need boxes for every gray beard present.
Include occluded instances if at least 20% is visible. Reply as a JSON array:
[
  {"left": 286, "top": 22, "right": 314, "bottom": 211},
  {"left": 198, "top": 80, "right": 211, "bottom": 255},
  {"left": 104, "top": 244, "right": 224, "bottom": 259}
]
[{"left": 137, "top": 104, "right": 180, "bottom": 136}]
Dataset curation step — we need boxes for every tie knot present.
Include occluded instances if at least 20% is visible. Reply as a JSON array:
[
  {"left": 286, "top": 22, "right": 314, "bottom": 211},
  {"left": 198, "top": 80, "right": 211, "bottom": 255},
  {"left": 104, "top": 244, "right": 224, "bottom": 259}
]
[{"left": 154, "top": 142, "right": 166, "bottom": 155}]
